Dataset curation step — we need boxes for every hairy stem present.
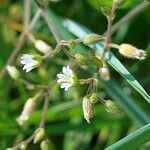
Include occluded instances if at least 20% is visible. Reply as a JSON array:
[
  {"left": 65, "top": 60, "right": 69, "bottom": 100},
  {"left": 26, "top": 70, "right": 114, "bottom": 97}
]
[{"left": 102, "top": 0, "right": 116, "bottom": 60}]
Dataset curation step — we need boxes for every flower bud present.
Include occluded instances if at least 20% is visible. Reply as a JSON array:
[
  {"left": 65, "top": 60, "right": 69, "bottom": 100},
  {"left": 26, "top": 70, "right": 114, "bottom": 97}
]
[
  {"left": 82, "top": 96, "right": 93, "bottom": 123},
  {"left": 34, "top": 128, "right": 45, "bottom": 144},
  {"left": 89, "top": 93, "right": 99, "bottom": 104},
  {"left": 17, "top": 98, "right": 36, "bottom": 126},
  {"left": 68, "top": 39, "right": 76, "bottom": 49},
  {"left": 17, "top": 91, "right": 42, "bottom": 126},
  {"left": 99, "top": 67, "right": 110, "bottom": 81},
  {"left": 105, "top": 100, "right": 123, "bottom": 116},
  {"left": 81, "top": 34, "right": 103, "bottom": 45},
  {"left": 119, "top": 44, "right": 146, "bottom": 60},
  {"left": 75, "top": 53, "right": 86, "bottom": 65},
  {"left": 40, "top": 140, "right": 49, "bottom": 150},
  {"left": 20, "top": 142, "right": 27, "bottom": 150},
  {"left": 7, "top": 65, "right": 20, "bottom": 80},
  {"left": 34, "top": 40, "right": 52, "bottom": 54}
]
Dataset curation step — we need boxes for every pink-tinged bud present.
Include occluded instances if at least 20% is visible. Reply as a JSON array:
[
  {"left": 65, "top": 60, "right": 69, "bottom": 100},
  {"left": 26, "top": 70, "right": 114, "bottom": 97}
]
[
  {"left": 82, "top": 96, "right": 93, "bottom": 123},
  {"left": 119, "top": 44, "right": 146, "bottom": 60}
]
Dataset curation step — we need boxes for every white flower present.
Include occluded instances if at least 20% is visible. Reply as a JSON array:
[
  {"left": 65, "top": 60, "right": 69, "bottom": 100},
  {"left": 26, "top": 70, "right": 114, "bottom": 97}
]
[
  {"left": 20, "top": 54, "right": 41, "bottom": 73},
  {"left": 57, "top": 66, "right": 77, "bottom": 91},
  {"left": 6, "top": 65, "right": 20, "bottom": 80},
  {"left": 34, "top": 39, "right": 52, "bottom": 54}
]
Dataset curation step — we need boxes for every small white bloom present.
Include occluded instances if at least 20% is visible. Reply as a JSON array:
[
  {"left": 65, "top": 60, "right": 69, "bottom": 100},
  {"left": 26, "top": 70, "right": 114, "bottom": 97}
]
[
  {"left": 20, "top": 54, "right": 41, "bottom": 73},
  {"left": 57, "top": 66, "right": 77, "bottom": 91},
  {"left": 34, "top": 40, "right": 52, "bottom": 54},
  {"left": 17, "top": 98, "right": 36, "bottom": 126},
  {"left": 6, "top": 65, "right": 20, "bottom": 80}
]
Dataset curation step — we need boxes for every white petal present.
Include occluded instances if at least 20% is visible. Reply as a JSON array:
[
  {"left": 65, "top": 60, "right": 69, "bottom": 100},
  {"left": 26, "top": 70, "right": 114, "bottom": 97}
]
[
  {"left": 62, "top": 67, "right": 68, "bottom": 75},
  {"left": 66, "top": 66, "right": 73, "bottom": 77},
  {"left": 57, "top": 78, "right": 69, "bottom": 83},
  {"left": 25, "top": 67, "right": 34, "bottom": 73},
  {"left": 64, "top": 84, "right": 72, "bottom": 91},
  {"left": 57, "top": 73, "right": 68, "bottom": 79},
  {"left": 60, "top": 83, "right": 71, "bottom": 89},
  {"left": 64, "top": 87, "right": 69, "bottom": 91}
]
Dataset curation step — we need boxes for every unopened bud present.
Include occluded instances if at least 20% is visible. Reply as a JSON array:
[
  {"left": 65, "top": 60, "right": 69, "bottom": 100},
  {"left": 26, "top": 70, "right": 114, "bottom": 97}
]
[
  {"left": 34, "top": 40, "right": 52, "bottom": 54},
  {"left": 105, "top": 100, "right": 123, "bottom": 116},
  {"left": 82, "top": 34, "right": 103, "bottom": 45},
  {"left": 7, "top": 65, "right": 20, "bottom": 80},
  {"left": 20, "top": 142, "right": 27, "bottom": 150},
  {"left": 68, "top": 39, "right": 76, "bottom": 49},
  {"left": 17, "top": 91, "right": 42, "bottom": 126},
  {"left": 119, "top": 44, "right": 146, "bottom": 60},
  {"left": 99, "top": 67, "right": 110, "bottom": 81},
  {"left": 82, "top": 96, "right": 93, "bottom": 123},
  {"left": 34, "top": 128, "right": 45, "bottom": 144},
  {"left": 75, "top": 53, "right": 103, "bottom": 67},
  {"left": 89, "top": 93, "right": 99, "bottom": 104},
  {"left": 40, "top": 140, "right": 49, "bottom": 150},
  {"left": 17, "top": 98, "right": 36, "bottom": 125},
  {"left": 75, "top": 53, "right": 86, "bottom": 65}
]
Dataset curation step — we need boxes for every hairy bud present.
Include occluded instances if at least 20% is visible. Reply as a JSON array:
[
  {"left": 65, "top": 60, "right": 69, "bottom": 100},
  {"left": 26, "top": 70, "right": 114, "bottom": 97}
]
[
  {"left": 40, "top": 140, "right": 49, "bottom": 150},
  {"left": 7, "top": 65, "right": 20, "bottom": 80},
  {"left": 81, "top": 34, "right": 103, "bottom": 45},
  {"left": 34, "top": 128, "right": 45, "bottom": 144},
  {"left": 75, "top": 53, "right": 86, "bottom": 65},
  {"left": 119, "top": 44, "right": 146, "bottom": 60},
  {"left": 17, "top": 91, "right": 42, "bottom": 126},
  {"left": 89, "top": 93, "right": 99, "bottom": 104},
  {"left": 34, "top": 40, "right": 52, "bottom": 54},
  {"left": 68, "top": 39, "right": 77, "bottom": 49},
  {"left": 99, "top": 67, "right": 110, "bottom": 81},
  {"left": 20, "top": 142, "right": 27, "bottom": 150},
  {"left": 82, "top": 96, "right": 93, "bottom": 123},
  {"left": 105, "top": 100, "right": 123, "bottom": 116}
]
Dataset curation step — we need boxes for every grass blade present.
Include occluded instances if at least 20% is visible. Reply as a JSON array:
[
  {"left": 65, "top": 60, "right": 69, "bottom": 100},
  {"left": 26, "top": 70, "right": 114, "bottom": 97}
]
[{"left": 105, "top": 124, "right": 150, "bottom": 150}]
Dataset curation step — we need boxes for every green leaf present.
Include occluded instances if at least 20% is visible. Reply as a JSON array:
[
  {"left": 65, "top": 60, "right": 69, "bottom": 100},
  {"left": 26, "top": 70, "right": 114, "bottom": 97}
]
[
  {"left": 105, "top": 124, "right": 150, "bottom": 150},
  {"left": 62, "top": 19, "right": 150, "bottom": 105}
]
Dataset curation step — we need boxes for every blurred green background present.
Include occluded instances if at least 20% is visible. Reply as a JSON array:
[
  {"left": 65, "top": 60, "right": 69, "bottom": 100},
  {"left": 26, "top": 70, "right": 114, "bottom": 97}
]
[{"left": 0, "top": 0, "right": 150, "bottom": 149}]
